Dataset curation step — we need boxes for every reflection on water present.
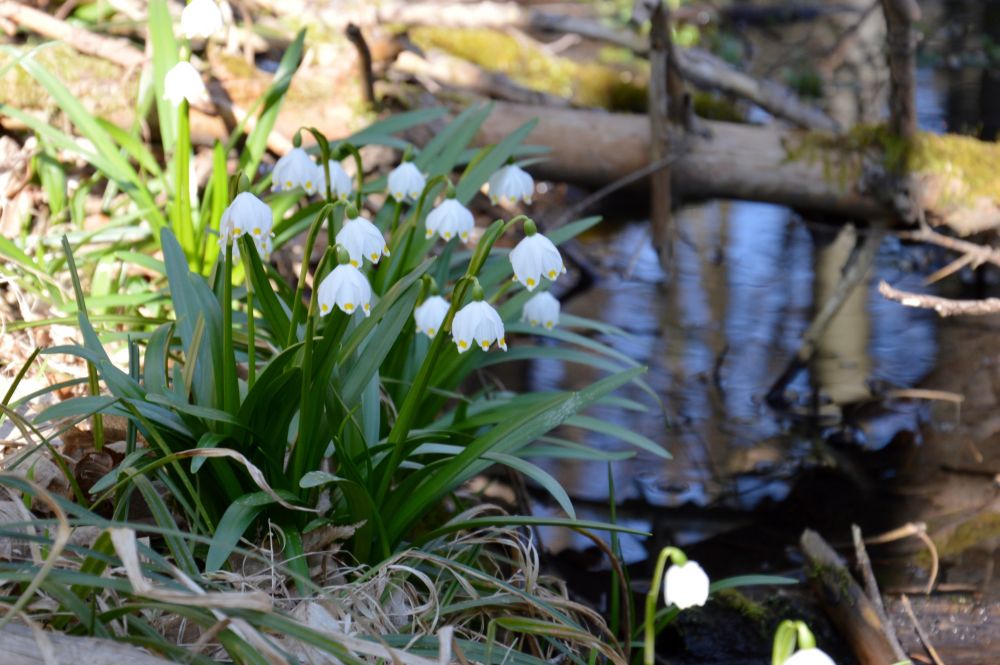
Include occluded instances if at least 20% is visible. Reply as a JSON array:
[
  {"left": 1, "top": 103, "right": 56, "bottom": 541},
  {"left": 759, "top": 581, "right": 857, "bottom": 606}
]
[{"left": 530, "top": 203, "right": 937, "bottom": 519}]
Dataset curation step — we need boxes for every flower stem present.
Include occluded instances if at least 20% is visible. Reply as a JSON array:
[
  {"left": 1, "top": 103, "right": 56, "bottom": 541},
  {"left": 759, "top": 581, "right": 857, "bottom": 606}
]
[
  {"left": 644, "top": 546, "right": 684, "bottom": 665},
  {"left": 286, "top": 202, "right": 338, "bottom": 347},
  {"left": 222, "top": 241, "right": 237, "bottom": 418},
  {"left": 244, "top": 261, "right": 256, "bottom": 390},
  {"left": 175, "top": 99, "right": 194, "bottom": 259}
]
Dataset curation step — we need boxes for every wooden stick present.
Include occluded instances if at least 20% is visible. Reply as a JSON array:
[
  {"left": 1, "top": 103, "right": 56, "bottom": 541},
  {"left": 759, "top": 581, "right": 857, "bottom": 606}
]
[
  {"left": 852, "top": 525, "right": 909, "bottom": 662},
  {"left": 345, "top": 23, "right": 378, "bottom": 110},
  {"left": 900, "top": 594, "right": 946, "bottom": 665},
  {"left": 646, "top": 0, "right": 679, "bottom": 270},
  {"left": 878, "top": 281, "right": 1000, "bottom": 316},
  {"left": 0, "top": 0, "right": 144, "bottom": 69},
  {"left": 800, "top": 530, "right": 904, "bottom": 665}
]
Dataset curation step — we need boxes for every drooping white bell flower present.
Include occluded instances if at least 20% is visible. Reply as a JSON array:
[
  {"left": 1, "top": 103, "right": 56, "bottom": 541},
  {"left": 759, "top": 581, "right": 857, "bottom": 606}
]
[
  {"left": 452, "top": 299, "right": 506, "bottom": 353},
  {"left": 426, "top": 198, "right": 474, "bottom": 242},
  {"left": 488, "top": 164, "right": 534, "bottom": 205},
  {"left": 663, "top": 560, "right": 710, "bottom": 610},
  {"left": 387, "top": 162, "right": 426, "bottom": 202},
  {"left": 180, "top": 0, "right": 224, "bottom": 40},
  {"left": 272, "top": 147, "right": 318, "bottom": 195},
  {"left": 317, "top": 160, "right": 353, "bottom": 201},
  {"left": 218, "top": 191, "right": 273, "bottom": 260},
  {"left": 783, "top": 649, "right": 837, "bottom": 665},
  {"left": 317, "top": 264, "right": 372, "bottom": 317},
  {"left": 164, "top": 61, "right": 209, "bottom": 106},
  {"left": 509, "top": 221, "right": 566, "bottom": 291},
  {"left": 522, "top": 291, "right": 560, "bottom": 329},
  {"left": 336, "top": 214, "right": 390, "bottom": 267},
  {"left": 414, "top": 295, "right": 450, "bottom": 339}
]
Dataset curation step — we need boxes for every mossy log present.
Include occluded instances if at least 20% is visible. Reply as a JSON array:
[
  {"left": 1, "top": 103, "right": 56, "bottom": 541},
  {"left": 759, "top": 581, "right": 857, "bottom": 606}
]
[{"left": 475, "top": 102, "right": 1000, "bottom": 235}]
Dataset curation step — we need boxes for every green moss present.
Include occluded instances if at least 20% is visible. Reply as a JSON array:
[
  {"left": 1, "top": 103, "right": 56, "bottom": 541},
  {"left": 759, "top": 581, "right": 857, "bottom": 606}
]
[
  {"left": 409, "top": 27, "right": 647, "bottom": 111},
  {"left": 715, "top": 589, "right": 768, "bottom": 626},
  {"left": 787, "top": 124, "right": 1000, "bottom": 209},
  {"left": 0, "top": 43, "right": 136, "bottom": 117},
  {"left": 932, "top": 512, "right": 1000, "bottom": 560}
]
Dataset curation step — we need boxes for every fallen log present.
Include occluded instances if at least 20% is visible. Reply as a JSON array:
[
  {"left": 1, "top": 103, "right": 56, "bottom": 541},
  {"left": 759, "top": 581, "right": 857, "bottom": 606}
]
[
  {"left": 886, "top": 594, "right": 1000, "bottom": 664},
  {"left": 473, "top": 102, "right": 1000, "bottom": 235},
  {"left": 799, "top": 529, "right": 902, "bottom": 665},
  {"left": 1, "top": 622, "right": 175, "bottom": 665}
]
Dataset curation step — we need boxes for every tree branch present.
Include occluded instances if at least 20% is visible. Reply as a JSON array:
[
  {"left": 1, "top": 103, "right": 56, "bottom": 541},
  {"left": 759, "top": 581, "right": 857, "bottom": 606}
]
[{"left": 878, "top": 280, "right": 1000, "bottom": 316}]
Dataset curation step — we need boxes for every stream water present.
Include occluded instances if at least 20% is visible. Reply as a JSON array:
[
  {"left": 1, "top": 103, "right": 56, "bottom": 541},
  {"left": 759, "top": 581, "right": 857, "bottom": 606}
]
[{"left": 522, "top": 51, "right": 1000, "bottom": 654}]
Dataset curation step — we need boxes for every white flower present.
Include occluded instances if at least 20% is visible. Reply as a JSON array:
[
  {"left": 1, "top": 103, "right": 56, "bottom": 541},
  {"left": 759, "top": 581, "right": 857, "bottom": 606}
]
[
  {"left": 164, "top": 61, "right": 209, "bottom": 106},
  {"left": 414, "top": 296, "right": 450, "bottom": 338},
  {"left": 272, "top": 148, "right": 318, "bottom": 195},
  {"left": 488, "top": 164, "right": 533, "bottom": 205},
  {"left": 663, "top": 561, "right": 710, "bottom": 610},
  {"left": 318, "top": 160, "right": 353, "bottom": 201},
  {"left": 387, "top": 162, "right": 426, "bottom": 201},
  {"left": 522, "top": 292, "right": 559, "bottom": 329},
  {"left": 452, "top": 300, "right": 506, "bottom": 353},
  {"left": 426, "top": 198, "right": 474, "bottom": 242},
  {"left": 509, "top": 232, "right": 565, "bottom": 291},
  {"left": 784, "top": 649, "right": 836, "bottom": 665},
  {"left": 336, "top": 215, "right": 390, "bottom": 267},
  {"left": 218, "top": 191, "right": 273, "bottom": 259},
  {"left": 317, "top": 264, "right": 372, "bottom": 317},
  {"left": 181, "top": 0, "right": 224, "bottom": 40}
]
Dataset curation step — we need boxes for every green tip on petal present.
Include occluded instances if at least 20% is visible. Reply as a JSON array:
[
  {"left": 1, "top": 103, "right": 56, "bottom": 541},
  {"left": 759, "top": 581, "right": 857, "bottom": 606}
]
[
  {"left": 335, "top": 245, "right": 351, "bottom": 266},
  {"left": 795, "top": 622, "right": 817, "bottom": 650},
  {"left": 523, "top": 218, "right": 538, "bottom": 236},
  {"left": 293, "top": 131, "right": 302, "bottom": 148}
]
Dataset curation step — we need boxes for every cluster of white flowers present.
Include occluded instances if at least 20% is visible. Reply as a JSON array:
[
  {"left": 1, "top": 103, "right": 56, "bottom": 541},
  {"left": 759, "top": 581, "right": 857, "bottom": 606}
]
[
  {"left": 214, "top": 145, "right": 562, "bottom": 355},
  {"left": 271, "top": 148, "right": 354, "bottom": 200}
]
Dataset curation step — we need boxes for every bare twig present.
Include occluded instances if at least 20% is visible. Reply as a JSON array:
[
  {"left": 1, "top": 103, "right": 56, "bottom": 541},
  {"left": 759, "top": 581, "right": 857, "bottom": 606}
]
[
  {"left": 900, "top": 594, "right": 946, "bottom": 665},
  {"left": 898, "top": 227, "right": 1000, "bottom": 270},
  {"left": 879, "top": 281, "right": 1000, "bottom": 317},
  {"left": 863, "top": 521, "right": 939, "bottom": 593},
  {"left": 345, "top": 23, "right": 378, "bottom": 110},
  {"left": 852, "top": 525, "right": 909, "bottom": 662}
]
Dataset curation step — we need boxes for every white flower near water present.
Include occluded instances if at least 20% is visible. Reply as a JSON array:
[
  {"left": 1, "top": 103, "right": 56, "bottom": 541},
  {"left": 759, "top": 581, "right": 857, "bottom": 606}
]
[
  {"left": 164, "top": 61, "right": 209, "bottom": 106},
  {"left": 663, "top": 560, "right": 710, "bottom": 610},
  {"left": 180, "top": 0, "right": 224, "bottom": 40},
  {"left": 452, "top": 300, "right": 506, "bottom": 353},
  {"left": 387, "top": 162, "right": 426, "bottom": 201},
  {"left": 509, "top": 226, "right": 565, "bottom": 291},
  {"left": 318, "top": 160, "right": 353, "bottom": 201},
  {"left": 426, "top": 198, "right": 474, "bottom": 242},
  {"left": 522, "top": 291, "right": 559, "bottom": 329},
  {"left": 272, "top": 148, "right": 318, "bottom": 195},
  {"left": 783, "top": 649, "right": 837, "bottom": 665},
  {"left": 318, "top": 264, "right": 372, "bottom": 317},
  {"left": 336, "top": 214, "right": 390, "bottom": 267},
  {"left": 488, "top": 164, "right": 533, "bottom": 205},
  {"left": 218, "top": 192, "right": 274, "bottom": 260},
  {"left": 414, "top": 296, "right": 450, "bottom": 339}
]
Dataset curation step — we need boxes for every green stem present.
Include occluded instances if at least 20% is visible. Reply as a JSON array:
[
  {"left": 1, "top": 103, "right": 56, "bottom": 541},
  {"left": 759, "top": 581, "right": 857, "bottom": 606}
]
[
  {"left": 175, "top": 99, "right": 194, "bottom": 259},
  {"left": 245, "top": 274, "right": 256, "bottom": 390},
  {"left": 644, "top": 547, "right": 685, "bottom": 665},
  {"left": 87, "top": 362, "right": 104, "bottom": 452},
  {"left": 222, "top": 242, "right": 236, "bottom": 418},
  {"left": 286, "top": 203, "right": 338, "bottom": 347},
  {"left": 389, "top": 199, "right": 403, "bottom": 234},
  {"left": 341, "top": 143, "right": 365, "bottom": 210}
]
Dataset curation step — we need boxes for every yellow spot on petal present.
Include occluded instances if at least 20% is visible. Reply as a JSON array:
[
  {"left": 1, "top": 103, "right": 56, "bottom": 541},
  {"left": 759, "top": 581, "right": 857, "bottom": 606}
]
[
  {"left": 526, "top": 278, "right": 536, "bottom": 287},
  {"left": 253, "top": 227, "right": 261, "bottom": 236},
  {"left": 394, "top": 192, "right": 403, "bottom": 200},
  {"left": 383, "top": 246, "right": 390, "bottom": 255},
  {"left": 458, "top": 340, "right": 469, "bottom": 349},
  {"left": 363, "top": 303, "right": 370, "bottom": 312},
  {"left": 305, "top": 181, "right": 312, "bottom": 189},
  {"left": 321, "top": 304, "right": 329, "bottom": 312},
  {"left": 370, "top": 253, "right": 378, "bottom": 261},
  {"left": 427, "top": 327, "right": 435, "bottom": 336},
  {"left": 481, "top": 341, "right": 490, "bottom": 350},
  {"left": 499, "top": 338, "right": 506, "bottom": 347},
  {"left": 344, "top": 303, "right": 354, "bottom": 312},
  {"left": 350, "top": 260, "right": 359, "bottom": 267},
  {"left": 285, "top": 180, "right": 293, "bottom": 189},
  {"left": 426, "top": 231, "right": 434, "bottom": 239},
  {"left": 443, "top": 232, "right": 452, "bottom": 240},
  {"left": 548, "top": 270, "right": 557, "bottom": 279},
  {"left": 530, "top": 319, "right": 538, "bottom": 326},
  {"left": 461, "top": 232, "right": 469, "bottom": 241},
  {"left": 545, "top": 321, "right": 554, "bottom": 329}
]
